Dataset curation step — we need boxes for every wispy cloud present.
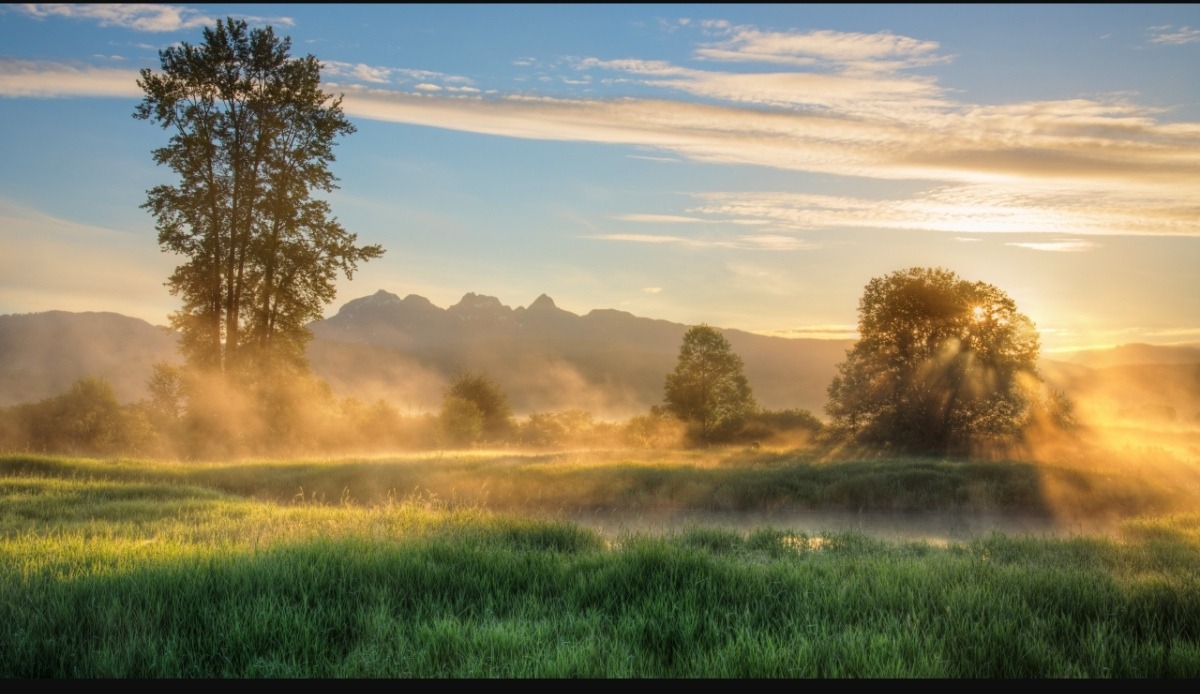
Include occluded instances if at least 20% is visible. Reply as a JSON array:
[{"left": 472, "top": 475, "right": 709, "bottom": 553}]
[
  {"left": 6, "top": 19, "right": 1199, "bottom": 240},
  {"left": 15, "top": 4, "right": 294, "bottom": 32},
  {"left": 1149, "top": 25, "right": 1200, "bottom": 45},
  {"left": 691, "top": 185, "right": 1199, "bottom": 237},
  {"left": 331, "top": 80, "right": 1200, "bottom": 236},
  {"left": 772, "top": 324, "right": 859, "bottom": 340},
  {"left": 0, "top": 198, "right": 176, "bottom": 322},
  {"left": 693, "top": 26, "right": 950, "bottom": 72},
  {"left": 585, "top": 233, "right": 703, "bottom": 246},
  {"left": 1006, "top": 240, "right": 1099, "bottom": 252},
  {"left": 575, "top": 55, "right": 945, "bottom": 116},
  {"left": 1141, "top": 327, "right": 1200, "bottom": 340},
  {"left": 322, "top": 61, "right": 478, "bottom": 92},
  {"left": 584, "top": 232, "right": 811, "bottom": 251},
  {"left": 322, "top": 61, "right": 394, "bottom": 84},
  {"left": 617, "top": 213, "right": 709, "bottom": 224},
  {"left": 0, "top": 59, "right": 141, "bottom": 98},
  {"left": 642, "top": 286, "right": 663, "bottom": 294},
  {"left": 626, "top": 153, "right": 682, "bottom": 163}
]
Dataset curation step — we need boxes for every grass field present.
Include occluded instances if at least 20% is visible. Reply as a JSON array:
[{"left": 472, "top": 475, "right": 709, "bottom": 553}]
[{"left": 3, "top": 448, "right": 1200, "bottom": 677}]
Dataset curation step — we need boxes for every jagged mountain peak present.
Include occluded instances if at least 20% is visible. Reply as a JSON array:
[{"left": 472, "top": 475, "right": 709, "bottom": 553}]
[
  {"left": 364, "top": 289, "right": 402, "bottom": 304},
  {"left": 528, "top": 293, "right": 557, "bottom": 311},
  {"left": 450, "top": 292, "right": 507, "bottom": 312},
  {"left": 332, "top": 289, "right": 402, "bottom": 318}
]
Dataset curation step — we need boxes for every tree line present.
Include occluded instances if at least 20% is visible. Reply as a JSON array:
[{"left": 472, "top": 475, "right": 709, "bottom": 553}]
[
  {"left": 0, "top": 19, "right": 1074, "bottom": 459},
  {"left": 0, "top": 264, "right": 1071, "bottom": 459},
  {"left": 659, "top": 267, "right": 1074, "bottom": 456}
]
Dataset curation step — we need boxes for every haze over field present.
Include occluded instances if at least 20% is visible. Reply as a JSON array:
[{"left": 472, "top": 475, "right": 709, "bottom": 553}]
[{"left": 2, "top": 4, "right": 1199, "bottom": 354}]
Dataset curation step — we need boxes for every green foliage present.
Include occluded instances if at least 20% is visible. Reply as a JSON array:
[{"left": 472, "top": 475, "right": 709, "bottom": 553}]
[
  {"left": 518, "top": 409, "right": 616, "bottom": 448},
  {"left": 135, "top": 18, "right": 383, "bottom": 378},
  {"left": 441, "top": 371, "right": 514, "bottom": 445},
  {"left": 0, "top": 377, "right": 158, "bottom": 455},
  {"left": 736, "top": 408, "right": 823, "bottom": 446},
  {"left": 146, "top": 361, "right": 185, "bottom": 426},
  {"left": 664, "top": 325, "right": 757, "bottom": 444},
  {"left": 621, "top": 406, "right": 687, "bottom": 449},
  {"left": 440, "top": 396, "right": 485, "bottom": 447},
  {"left": 0, "top": 369, "right": 447, "bottom": 459},
  {"left": 826, "top": 267, "right": 1072, "bottom": 456},
  {"left": 329, "top": 398, "right": 438, "bottom": 452}
]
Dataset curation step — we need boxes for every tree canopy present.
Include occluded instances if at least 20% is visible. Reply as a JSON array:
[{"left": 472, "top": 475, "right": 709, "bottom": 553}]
[
  {"left": 441, "top": 371, "right": 514, "bottom": 445},
  {"left": 663, "top": 325, "right": 757, "bottom": 443},
  {"left": 826, "top": 267, "right": 1070, "bottom": 456},
  {"left": 135, "top": 18, "right": 383, "bottom": 379}
]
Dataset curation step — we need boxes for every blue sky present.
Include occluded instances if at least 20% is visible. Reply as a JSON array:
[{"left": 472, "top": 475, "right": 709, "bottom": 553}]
[{"left": 1, "top": 4, "right": 1199, "bottom": 352}]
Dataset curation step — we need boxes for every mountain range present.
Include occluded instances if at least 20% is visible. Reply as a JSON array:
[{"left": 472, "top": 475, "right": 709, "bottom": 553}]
[
  {"left": 2, "top": 291, "right": 1198, "bottom": 422},
  {"left": 309, "top": 290, "right": 852, "bottom": 416}
]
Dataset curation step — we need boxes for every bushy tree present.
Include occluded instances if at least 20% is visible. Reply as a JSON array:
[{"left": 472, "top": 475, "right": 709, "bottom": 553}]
[
  {"left": 621, "top": 406, "right": 686, "bottom": 449},
  {"left": 737, "top": 408, "right": 823, "bottom": 447},
  {"left": 440, "top": 396, "right": 485, "bottom": 447},
  {"left": 518, "top": 409, "right": 613, "bottom": 448},
  {"left": 2, "top": 377, "right": 157, "bottom": 455},
  {"left": 440, "top": 371, "right": 513, "bottom": 445},
  {"left": 826, "top": 267, "right": 1071, "bottom": 456},
  {"left": 135, "top": 18, "right": 383, "bottom": 378},
  {"left": 664, "top": 325, "right": 757, "bottom": 444}
]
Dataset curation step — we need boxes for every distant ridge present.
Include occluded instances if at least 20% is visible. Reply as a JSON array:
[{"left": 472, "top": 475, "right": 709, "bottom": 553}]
[
  {"left": 0, "top": 295, "right": 852, "bottom": 415},
  {"left": 309, "top": 290, "right": 854, "bottom": 417},
  {"left": 0, "top": 311, "right": 177, "bottom": 406},
  {"left": 1056, "top": 343, "right": 1200, "bottom": 369},
  {"left": 3, "top": 295, "right": 1198, "bottom": 420}
]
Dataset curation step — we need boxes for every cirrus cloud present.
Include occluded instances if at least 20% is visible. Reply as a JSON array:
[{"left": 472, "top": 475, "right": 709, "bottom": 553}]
[
  {"left": 0, "top": 59, "right": 141, "bottom": 98},
  {"left": 1149, "top": 24, "right": 1200, "bottom": 45},
  {"left": 693, "top": 26, "right": 950, "bottom": 72},
  {"left": 15, "top": 3, "right": 293, "bottom": 32},
  {"left": 5, "top": 20, "right": 1199, "bottom": 242}
]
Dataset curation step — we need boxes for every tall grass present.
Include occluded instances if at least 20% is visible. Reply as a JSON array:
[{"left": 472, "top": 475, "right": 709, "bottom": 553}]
[
  {"left": 2, "top": 453, "right": 1199, "bottom": 677},
  {"left": 4, "top": 444, "right": 1198, "bottom": 520}
]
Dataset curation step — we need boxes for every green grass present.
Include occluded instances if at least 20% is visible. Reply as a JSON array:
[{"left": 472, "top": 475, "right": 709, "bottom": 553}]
[
  {"left": 2, "top": 452, "right": 1200, "bottom": 677},
  {"left": 4, "top": 444, "right": 1198, "bottom": 519}
]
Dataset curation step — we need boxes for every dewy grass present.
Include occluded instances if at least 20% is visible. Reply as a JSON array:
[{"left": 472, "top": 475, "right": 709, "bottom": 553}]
[
  {"left": 5, "top": 448, "right": 1198, "bottom": 519},
  {"left": 2, "top": 453, "right": 1200, "bottom": 677}
]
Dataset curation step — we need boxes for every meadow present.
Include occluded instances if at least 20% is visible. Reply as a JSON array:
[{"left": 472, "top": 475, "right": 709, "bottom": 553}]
[{"left": 3, "top": 442, "right": 1200, "bottom": 678}]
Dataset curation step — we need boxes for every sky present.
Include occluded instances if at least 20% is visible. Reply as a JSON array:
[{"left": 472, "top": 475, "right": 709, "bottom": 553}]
[{"left": 1, "top": 4, "right": 1199, "bottom": 353}]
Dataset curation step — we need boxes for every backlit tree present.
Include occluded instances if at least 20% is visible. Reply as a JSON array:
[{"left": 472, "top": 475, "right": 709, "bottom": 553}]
[
  {"left": 664, "top": 325, "right": 757, "bottom": 443},
  {"left": 826, "top": 267, "right": 1072, "bottom": 456},
  {"left": 135, "top": 18, "right": 383, "bottom": 379}
]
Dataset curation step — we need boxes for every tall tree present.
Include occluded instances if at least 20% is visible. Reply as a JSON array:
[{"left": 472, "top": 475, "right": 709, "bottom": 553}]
[
  {"left": 664, "top": 325, "right": 757, "bottom": 443},
  {"left": 135, "top": 18, "right": 383, "bottom": 378},
  {"left": 826, "top": 267, "right": 1072, "bottom": 456}
]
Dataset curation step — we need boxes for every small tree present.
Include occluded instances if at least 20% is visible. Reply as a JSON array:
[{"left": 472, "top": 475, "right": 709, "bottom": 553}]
[
  {"left": 663, "top": 325, "right": 757, "bottom": 443},
  {"left": 826, "top": 266, "right": 1071, "bottom": 456},
  {"left": 440, "top": 371, "right": 513, "bottom": 444}
]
